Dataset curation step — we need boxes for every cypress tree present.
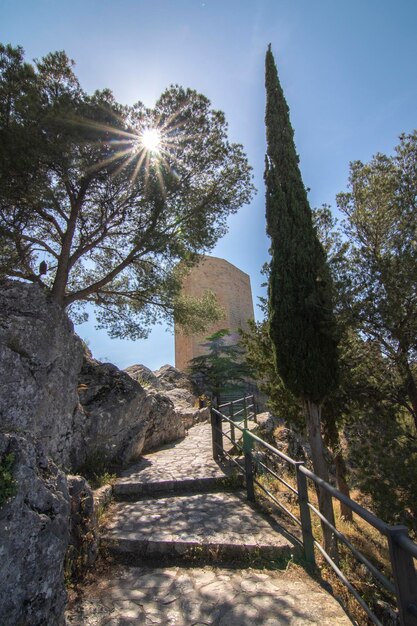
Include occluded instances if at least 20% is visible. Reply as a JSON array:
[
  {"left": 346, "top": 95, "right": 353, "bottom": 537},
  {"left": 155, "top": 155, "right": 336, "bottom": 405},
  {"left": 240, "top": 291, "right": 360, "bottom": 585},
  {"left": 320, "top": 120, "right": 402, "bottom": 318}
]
[{"left": 264, "top": 45, "right": 339, "bottom": 555}]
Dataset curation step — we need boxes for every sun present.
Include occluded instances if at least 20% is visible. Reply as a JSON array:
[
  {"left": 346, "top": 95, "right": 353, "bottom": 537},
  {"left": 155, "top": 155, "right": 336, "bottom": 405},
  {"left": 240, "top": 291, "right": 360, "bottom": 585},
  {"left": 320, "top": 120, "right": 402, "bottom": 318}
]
[{"left": 140, "top": 127, "right": 161, "bottom": 154}]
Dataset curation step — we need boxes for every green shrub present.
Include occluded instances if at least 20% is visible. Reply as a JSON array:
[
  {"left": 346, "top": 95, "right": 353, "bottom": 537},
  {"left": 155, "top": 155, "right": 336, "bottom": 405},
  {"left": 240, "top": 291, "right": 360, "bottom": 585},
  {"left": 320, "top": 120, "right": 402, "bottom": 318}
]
[
  {"left": 0, "top": 453, "right": 17, "bottom": 507},
  {"left": 349, "top": 410, "right": 417, "bottom": 535},
  {"left": 77, "top": 450, "right": 116, "bottom": 489}
]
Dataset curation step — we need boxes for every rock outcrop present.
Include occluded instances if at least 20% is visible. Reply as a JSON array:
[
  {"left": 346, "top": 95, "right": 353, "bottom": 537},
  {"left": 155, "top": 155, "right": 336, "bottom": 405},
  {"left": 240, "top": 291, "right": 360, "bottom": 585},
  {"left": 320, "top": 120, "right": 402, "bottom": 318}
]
[
  {"left": 66, "top": 475, "right": 97, "bottom": 580},
  {"left": 0, "top": 280, "right": 84, "bottom": 468},
  {"left": 0, "top": 433, "right": 70, "bottom": 626},
  {"left": 78, "top": 356, "right": 185, "bottom": 465},
  {"left": 0, "top": 280, "right": 192, "bottom": 625},
  {"left": 126, "top": 363, "right": 209, "bottom": 429},
  {"left": 154, "top": 363, "right": 195, "bottom": 392},
  {"left": 124, "top": 364, "right": 161, "bottom": 389}
]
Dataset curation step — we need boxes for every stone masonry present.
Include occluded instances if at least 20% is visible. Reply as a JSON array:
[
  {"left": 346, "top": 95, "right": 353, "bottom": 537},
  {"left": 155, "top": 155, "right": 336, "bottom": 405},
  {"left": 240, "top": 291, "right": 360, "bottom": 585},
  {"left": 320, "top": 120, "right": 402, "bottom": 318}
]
[{"left": 175, "top": 256, "right": 254, "bottom": 371}]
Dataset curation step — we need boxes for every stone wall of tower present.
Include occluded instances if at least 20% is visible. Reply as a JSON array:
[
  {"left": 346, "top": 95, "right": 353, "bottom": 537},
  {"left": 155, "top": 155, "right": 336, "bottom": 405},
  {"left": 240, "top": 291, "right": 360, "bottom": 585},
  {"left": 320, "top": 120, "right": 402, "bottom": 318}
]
[{"left": 175, "top": 256, "right": 254, "bottom": 371}]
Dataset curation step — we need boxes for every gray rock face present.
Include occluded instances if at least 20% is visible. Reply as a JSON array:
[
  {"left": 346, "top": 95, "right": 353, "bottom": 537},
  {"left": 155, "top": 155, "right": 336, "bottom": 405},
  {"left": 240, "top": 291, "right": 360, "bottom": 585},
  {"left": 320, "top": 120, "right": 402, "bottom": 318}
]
[
  {"left": 125, "top": 364, "right": 161, "bottom": 389},
  {"left": 78, "top": 357, "right": 150, "bottom": 465},
  {"left": 125, "top": 364, "right": 208, "bottom": 430},
  {"left": 66, "top": 475, "right": 97, "bottom": 580},
  {"left": 154, "top": 364, "right": 195, "bottom": 392},
  {"left": 142, "top": 390, "right": 186, "bottom": 452},
  {"left": 78, "top": 356, "right": 185, "bottom": 465},
  {"left": 0, "top": 433, "right": 70, "bottom": 626},
  {"left": 0, "top": 280, "right": 188, "bottom": 625},
  {"left": 162, "top": 387, "right": 209, "bottom": 429},
  {"left": 0, "top": 280, "right": 84, "bottom": 468}
]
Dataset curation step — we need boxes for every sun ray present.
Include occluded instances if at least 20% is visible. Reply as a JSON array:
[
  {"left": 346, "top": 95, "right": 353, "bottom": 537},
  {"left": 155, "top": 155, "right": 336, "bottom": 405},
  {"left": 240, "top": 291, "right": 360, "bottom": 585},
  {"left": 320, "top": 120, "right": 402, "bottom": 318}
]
[
  {"left": 110, "top": 150, "right": 138, "bottom": 180},
  {"left": 74, "top": 101, "right": 208, "bottom": 194},
  {"left": 71, "top": 115, "right": 139, "bottom": 142},
  {"left": 86, "top": 146, "right": 134, "bottom": 173},
  {"left": 156, "top": 165, "right": 167, "bottom": 198},
  {"left": 130, "top": 148, "right": 148, "bottom": 185}
]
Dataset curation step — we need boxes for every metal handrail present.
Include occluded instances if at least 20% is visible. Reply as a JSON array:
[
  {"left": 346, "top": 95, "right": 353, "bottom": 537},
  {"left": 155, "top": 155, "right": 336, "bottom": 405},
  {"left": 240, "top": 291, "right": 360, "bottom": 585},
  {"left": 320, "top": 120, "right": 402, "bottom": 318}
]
[
  {"left": 210, "top": 398, "right": 417, "bottom": 626},
  {"left": 307, "top": 501, "right": 395, "bottom": 594},
  {"left": 299, "top": 464, "right": 389, "bottom": 535},
  {"left": 254, "top": 477, "right": 302, "bottom": 527},
  {"left": 254, "top": 458, "right": 299, "bottom": 496},
  {"left": 397, "top": 533, "right": 417, "bottom": 559}
]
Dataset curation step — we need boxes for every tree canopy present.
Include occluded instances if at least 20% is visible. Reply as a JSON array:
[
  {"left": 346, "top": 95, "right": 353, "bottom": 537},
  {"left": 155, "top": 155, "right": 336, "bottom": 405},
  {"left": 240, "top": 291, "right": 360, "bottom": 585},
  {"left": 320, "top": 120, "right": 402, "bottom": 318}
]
[
  {"left": 0, "top": 44, "right": 254, "bottom": 338},
  {"left": 336, "top": 132, "right": 417, "bottom": 429},
  {"left": 188, "top": 329, "right": 251, "bottom": 406}
]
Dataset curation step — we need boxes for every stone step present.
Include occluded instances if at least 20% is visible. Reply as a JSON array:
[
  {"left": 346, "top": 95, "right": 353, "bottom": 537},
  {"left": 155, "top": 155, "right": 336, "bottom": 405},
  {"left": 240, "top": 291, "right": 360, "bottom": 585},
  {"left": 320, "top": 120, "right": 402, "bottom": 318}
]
[
  {"left": 101, "top": 491, "right": 299, "bottom": 563},
  {"left": 113, "top": 474, "right": 243, "bottom": 499},
  {"left": 113, "top": 422, "right": 243, "bottom": 500}
]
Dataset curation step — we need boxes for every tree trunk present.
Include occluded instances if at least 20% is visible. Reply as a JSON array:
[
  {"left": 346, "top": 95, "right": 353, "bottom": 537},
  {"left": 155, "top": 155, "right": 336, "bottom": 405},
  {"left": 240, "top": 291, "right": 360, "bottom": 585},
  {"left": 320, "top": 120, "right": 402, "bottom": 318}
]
[
  {"left": 304, "top": 400, "right": 338, "bottom": 560},
  {"left": 406, "top": 368, "right": 417, "bottom": 433},
  {"left": 324, "top": 419, "right": 353, "bottom": 522},
  {"left": 334, "top": 447, "right": 353, "bottom": 522}
]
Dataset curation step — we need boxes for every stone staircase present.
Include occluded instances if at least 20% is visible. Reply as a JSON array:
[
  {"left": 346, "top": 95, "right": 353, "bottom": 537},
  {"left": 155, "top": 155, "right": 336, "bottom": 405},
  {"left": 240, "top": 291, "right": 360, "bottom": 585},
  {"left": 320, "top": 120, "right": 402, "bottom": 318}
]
[
  {"left": 101, "top": 422, "right": 295, "bottom": 563},
  {"left": 66, "top": 422, "right": 352, "bottom": 625}
]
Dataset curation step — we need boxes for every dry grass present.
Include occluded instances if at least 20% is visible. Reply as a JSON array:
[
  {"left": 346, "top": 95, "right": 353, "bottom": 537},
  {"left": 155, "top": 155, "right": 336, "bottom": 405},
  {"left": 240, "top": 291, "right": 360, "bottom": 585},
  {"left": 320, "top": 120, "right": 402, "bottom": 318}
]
[{"left": 254, "top": 467, "right": 396, "bottom": 625}]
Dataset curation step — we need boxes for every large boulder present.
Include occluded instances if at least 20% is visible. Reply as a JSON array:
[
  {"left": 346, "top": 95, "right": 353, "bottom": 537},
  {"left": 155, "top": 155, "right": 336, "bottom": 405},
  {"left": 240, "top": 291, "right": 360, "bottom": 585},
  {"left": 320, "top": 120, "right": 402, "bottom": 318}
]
[
  {"left": 78, "top": 356, "right": 185, "bottom": 466},
  {"left": 161, "top": 387, "right": 209, "bottom": 429},
  {"left": 142, "top": 390, "right": 187, "bottom": 451},
  {"left": 154, "top": 364, "right": 195, "bottom": 392},
  {"left": 78, "top": 357, "right": 149, "bottom": 465},
  {"left": 125, "top": 363, "right": 161, "bottom": 389},
  {"left": 0, "top": 280, "right": 84, "bottom": 468},
  {"left": 125, "top": 363, "right": 209, "bottom": 429},
  {"left": 0, "top": 433, "right": 70, "bottom": 626}
]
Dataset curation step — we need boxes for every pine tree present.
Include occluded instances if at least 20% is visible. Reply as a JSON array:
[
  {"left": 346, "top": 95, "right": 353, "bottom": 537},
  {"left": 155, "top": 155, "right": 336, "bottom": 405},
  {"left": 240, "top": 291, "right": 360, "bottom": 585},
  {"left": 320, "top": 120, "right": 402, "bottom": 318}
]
[
  {"left": 188, "top": 329, "right": 251, "bottom": 406},
  {"left": 264, "top": 45, "right": 339, "bottom": 555}
]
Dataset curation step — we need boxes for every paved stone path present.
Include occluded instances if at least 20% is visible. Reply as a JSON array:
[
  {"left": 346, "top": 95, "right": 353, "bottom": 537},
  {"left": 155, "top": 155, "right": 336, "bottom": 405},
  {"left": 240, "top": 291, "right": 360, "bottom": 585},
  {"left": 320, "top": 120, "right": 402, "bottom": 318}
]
[
  {"left": 102, "top": 492, "right": 293, "bottom": 559},
  {"left": 114, "top": 423, "right": 233, "bottom": 498},
  {"left": 66, "top": 422, "right": 352, "bottom": 625},
  {"left": 66, "top": 564, "right": 352, "bottom": 625}
]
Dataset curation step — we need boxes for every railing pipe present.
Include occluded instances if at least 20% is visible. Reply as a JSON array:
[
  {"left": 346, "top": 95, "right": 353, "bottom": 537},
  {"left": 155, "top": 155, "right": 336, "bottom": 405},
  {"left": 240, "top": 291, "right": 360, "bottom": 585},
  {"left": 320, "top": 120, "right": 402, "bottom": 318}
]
[
  {"left": 295, "top": 461, "right": 315, "bottom": 565},
  {"left": 252, "top": 394, "right": 257, "bottom": 423},
  {"left": 299, "top": 465, "right": 390, "bottom": 535},
  {"left": 314, "top": 540, "right": 385, "bottom": 626},
  {"left": 229, "top": 401, "right": 235, "bottom": 446},
  {"left": 308, "top": 501, "right": 395, "bottom": 595},
  {"left": 210, "top": 406, "right": 223, "bottom": 460},
  {"left": 243, "top": 396, "right": 248, "bottom": 429},
  {"left": 243, "top": 429, "right": 255, "bottom": 502},
  {"left": 210, "top": 397, "right": 417, "bottom": 623},
  {"left": 387, "top": 526, "right": 417, "bottom": 626}
]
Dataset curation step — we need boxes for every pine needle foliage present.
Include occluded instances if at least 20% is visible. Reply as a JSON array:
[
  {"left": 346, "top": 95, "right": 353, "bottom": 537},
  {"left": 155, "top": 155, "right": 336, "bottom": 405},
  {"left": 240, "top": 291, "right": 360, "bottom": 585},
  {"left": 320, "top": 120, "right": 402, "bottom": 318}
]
[{"left": 188, "top": 329, "right": 251, "bottom": 406}]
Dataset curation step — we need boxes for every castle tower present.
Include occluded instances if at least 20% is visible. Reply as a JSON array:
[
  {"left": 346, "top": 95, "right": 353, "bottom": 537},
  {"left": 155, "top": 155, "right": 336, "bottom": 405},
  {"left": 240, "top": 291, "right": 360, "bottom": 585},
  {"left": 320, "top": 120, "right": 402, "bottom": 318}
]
[{"left": 175, "top": 256, "right": 255, "bottom": 371}]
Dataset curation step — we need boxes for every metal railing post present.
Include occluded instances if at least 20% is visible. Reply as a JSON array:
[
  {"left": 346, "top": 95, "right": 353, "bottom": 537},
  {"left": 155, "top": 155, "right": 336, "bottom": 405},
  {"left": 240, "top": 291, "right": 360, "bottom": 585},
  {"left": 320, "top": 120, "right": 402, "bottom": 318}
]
[
  {"left": 210, "top": 407, "right": 223, "bottom": 460},
  {"left": 252, "top": 394, "right": 257, "bottom": 423},
  {"left": 243, "top": 396, "right": 248, "bottom": 429},
  {"left": 229, "top": 401, "right": 235, "bottom": 446},
  {"left": 387, "top": 525, "right": 417, "bottom": 626},
  {"left": 243, "top": 429, "right": 255, "bottom": 502},
  {"left": 295, "top": 462, "right": 315, "bottom": 565}
]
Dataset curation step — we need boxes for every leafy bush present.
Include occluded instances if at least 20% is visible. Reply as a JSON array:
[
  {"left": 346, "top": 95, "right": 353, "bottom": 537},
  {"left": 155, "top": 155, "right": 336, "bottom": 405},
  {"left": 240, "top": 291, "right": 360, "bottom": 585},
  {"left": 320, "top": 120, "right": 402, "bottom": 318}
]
[
  {"left": 348, "top": 410, "right": 417, "bottom": 535},
  {"left": 77, "top": 450, "right": 116, "bottom": 490},
  {"left": 0, "top": 453, "right": 17, "bottom": 507}
]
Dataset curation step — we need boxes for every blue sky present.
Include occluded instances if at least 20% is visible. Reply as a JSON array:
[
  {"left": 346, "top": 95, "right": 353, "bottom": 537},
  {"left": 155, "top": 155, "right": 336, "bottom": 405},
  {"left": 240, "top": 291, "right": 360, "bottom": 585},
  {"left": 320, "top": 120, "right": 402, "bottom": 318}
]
[{"left": 2, "top": 0, "right": 417, "bottom": 369}]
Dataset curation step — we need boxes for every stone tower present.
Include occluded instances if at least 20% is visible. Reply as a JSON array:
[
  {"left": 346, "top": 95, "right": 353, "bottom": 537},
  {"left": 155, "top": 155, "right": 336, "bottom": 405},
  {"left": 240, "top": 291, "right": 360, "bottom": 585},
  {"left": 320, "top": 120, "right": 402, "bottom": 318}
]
[{"left": 175, "top": 256, "right": 254, "bottom": 371}]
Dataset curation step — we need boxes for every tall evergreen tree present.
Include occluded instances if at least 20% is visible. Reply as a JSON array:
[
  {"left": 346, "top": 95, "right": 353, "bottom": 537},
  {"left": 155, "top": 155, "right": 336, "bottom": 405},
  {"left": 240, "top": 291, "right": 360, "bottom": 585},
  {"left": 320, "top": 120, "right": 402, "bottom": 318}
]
[
  {"left": 264, "top": 45, "right": 339, "bottom": 555},
  {"left": 188, "top": 329, "right": 251, "bottom": 406}
]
